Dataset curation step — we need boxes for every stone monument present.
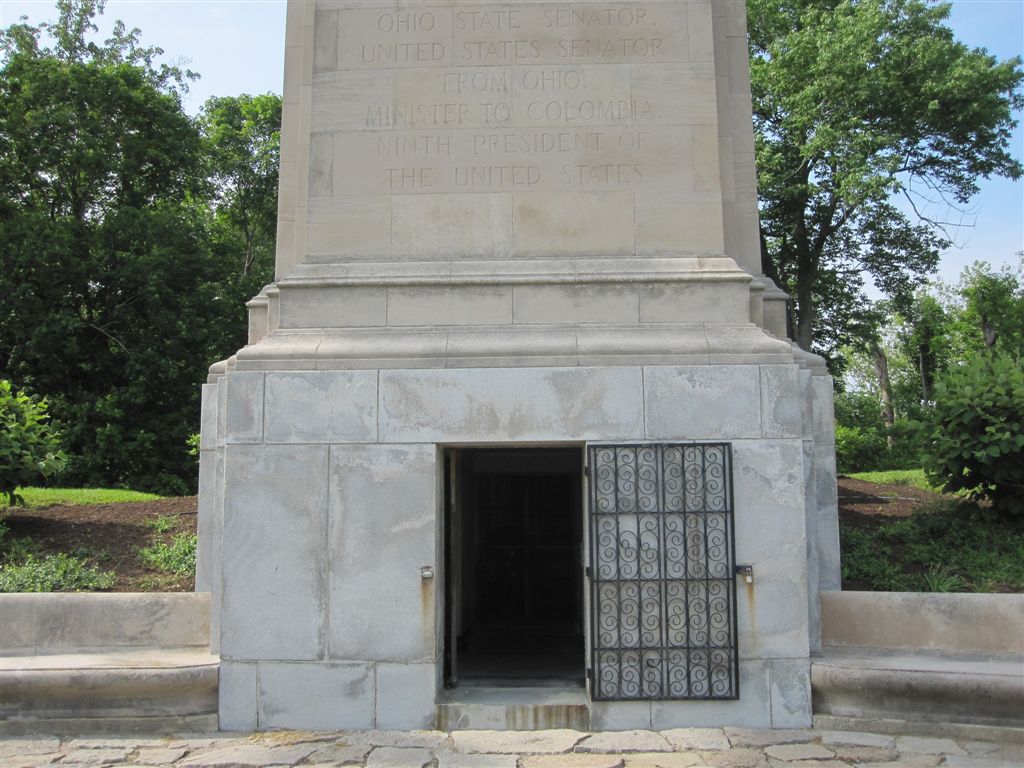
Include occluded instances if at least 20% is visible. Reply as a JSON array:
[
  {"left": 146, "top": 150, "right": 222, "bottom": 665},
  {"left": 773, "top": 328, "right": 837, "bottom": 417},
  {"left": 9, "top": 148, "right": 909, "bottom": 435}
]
[{"left": 196, "top": 0, "right": 840, "bottom": 731}]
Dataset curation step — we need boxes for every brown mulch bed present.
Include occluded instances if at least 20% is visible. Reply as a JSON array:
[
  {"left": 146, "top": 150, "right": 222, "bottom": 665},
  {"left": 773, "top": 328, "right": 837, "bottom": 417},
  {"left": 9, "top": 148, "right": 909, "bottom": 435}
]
[
  {"left": 0, "top": 476, "right": 950, "bottom": 592},
  {"left": 837, "top": 476, "right": 948, "bottom": 525},
  {"left": 1, "top": 497, "right": 198, "bottom": 591}
]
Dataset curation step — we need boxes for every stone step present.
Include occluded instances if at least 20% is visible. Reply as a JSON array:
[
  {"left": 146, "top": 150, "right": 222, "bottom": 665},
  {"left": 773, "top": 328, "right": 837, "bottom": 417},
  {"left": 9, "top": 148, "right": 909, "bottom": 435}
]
[{"left": 437, "top": 686, "right": 590, "bottom": 731}]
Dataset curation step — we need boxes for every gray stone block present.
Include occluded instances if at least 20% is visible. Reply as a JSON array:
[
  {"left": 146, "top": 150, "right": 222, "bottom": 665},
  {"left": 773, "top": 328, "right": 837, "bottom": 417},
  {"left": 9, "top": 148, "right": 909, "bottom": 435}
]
[
  {"left": 224, "top": 372, "right": 265, "bottom": 444},
  {"left": 218, "top": 661, "right": 258, "bottom": 731},
  {"left": 375, "top": 662, "right": 438, "bottom": 730},
  {"left": 651, "top": 660, "right": 771, "bottom": 728},
  {"left": 194, "top": 451, "right": 219, "bottom": 595},
  {"left": 379, "top": 367, "right": 644, "bottom": 443},
  {"left": 199, "top": 383, "right": 219, "bottom": 451},
  {"left": 811, "top": 374, "right": 836, "bottom": 446},
  {"left": 644, "top": 366, "right": 762, "bottom": 439},
  {"left": 264, "top": 370, "right": 377, "bottom": 443},
  {"left": 769, "top": 658, "right": 812, "bottom": 728},
  {"left": 258, "top": 661, "right": 374, "bottom": 730},
  {"left": 731, "top": 440, "right": 811, "bottom": 660},
  {"left": 220, "top": 444, "right": 328, "bottom": 661},
  {"left": 589, "top": 701, "right": 652, "bottom": 730},
  {"left": 327, "top": 444, "right": 438, "bottom": 662},
  {"left": 759, "top": 365, "right": 802, "bottom": 438}
]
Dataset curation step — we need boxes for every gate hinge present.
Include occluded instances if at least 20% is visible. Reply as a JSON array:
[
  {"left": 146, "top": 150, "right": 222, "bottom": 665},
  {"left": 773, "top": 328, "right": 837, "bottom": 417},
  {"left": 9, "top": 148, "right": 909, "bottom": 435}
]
[
  {"left": 584, "top": 464, "right": 590, "bottom": 477},
  {"left": 585, "top": 566, "right": 592, "bottom": 579}
]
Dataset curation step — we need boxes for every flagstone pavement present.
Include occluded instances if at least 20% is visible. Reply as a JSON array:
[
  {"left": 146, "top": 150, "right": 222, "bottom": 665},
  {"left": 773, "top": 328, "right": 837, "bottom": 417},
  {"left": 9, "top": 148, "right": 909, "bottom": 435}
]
[{"left": 2, "top": 727, "right": 1021, "bottom": 768}]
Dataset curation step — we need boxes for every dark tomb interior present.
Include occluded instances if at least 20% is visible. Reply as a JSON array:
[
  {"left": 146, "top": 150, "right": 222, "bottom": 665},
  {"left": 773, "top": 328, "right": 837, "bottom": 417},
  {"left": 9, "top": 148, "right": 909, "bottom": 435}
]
[{"left": 445, "top": 447, "right": 584, "bottom": 686}]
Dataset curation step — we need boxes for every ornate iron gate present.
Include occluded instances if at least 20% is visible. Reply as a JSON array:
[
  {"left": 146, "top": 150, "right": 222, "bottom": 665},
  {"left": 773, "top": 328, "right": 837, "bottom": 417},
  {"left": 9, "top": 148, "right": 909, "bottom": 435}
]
[{"left": 588, "top": 444, "right": 739, "bottom": 700}]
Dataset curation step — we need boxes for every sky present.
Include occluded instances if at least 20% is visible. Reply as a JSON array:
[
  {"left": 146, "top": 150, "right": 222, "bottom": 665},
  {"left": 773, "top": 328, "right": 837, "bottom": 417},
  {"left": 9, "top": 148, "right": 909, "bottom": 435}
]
[{"left": 1, "top": 0, "right": 1021, "bottom": 288}]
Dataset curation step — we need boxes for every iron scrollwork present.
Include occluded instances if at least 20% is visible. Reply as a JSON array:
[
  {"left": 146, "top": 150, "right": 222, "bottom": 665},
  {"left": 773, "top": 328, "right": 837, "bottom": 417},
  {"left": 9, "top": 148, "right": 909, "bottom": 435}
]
[{"left": 589, "top": 443, "right": 738, "bottom": 701}]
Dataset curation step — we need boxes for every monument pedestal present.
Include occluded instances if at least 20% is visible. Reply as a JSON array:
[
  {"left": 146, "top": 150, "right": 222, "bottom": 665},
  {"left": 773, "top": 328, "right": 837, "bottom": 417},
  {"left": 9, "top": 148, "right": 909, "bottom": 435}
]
[{"left": 197, "top": 0, "right": 840, "bottom": 731}]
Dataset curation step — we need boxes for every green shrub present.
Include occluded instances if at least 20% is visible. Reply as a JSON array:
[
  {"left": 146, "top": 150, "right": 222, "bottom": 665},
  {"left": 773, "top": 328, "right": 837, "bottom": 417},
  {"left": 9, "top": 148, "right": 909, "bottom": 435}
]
[
  {"left": 139, "top": 532, "right": 196, "bottom": 576},
  {"left": 0, "top": 553, "right": 115, "bottom": 592},
  {"left": 0, "top": 381, "right": 66, "bottom": 506},
  {"left": 835, "top": 425, "right": 887, "bottom": 474},
  {"left": 918, "top": 355, "right": 1024, "bottom": 516},
  {"left": 840, "top": 499, "right": 1024, "bottom": 592}
]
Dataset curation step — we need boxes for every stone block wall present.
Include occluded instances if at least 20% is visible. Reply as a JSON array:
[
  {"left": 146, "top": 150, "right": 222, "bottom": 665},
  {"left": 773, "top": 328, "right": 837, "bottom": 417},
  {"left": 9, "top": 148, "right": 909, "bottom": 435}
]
[{"left": 198, "top": 360, "right": 837, "bottom": 730}]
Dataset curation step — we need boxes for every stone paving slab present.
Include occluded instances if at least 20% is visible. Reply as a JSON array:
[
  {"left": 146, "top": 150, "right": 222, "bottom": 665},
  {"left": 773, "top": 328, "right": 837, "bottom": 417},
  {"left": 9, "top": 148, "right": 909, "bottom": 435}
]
[
  {"left": 661, "top": 729, "right": 731, "bottom": 752},
  {"left": 576, "top": 732, "right": 671, "bottom": 754},
  {"left": 623, "top": 753, "right": 702, "bottom": 767},
  {"left": 0, "top": 726, "right": 1018, "bottom": 768},
  {"left": 363, "top": 746, "right": 433, "bottom": 767}
]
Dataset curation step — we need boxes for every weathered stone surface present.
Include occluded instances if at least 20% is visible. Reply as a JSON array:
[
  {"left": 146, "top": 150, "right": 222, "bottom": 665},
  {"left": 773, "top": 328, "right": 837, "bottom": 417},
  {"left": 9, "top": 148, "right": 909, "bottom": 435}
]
[
  {"left": 436, "top": 753, "right": 519, "bottom": 768},
  {"left": 338, "top": 732, "right": 449, "bottom": 750},
  {"left": 218, "top": 660, "right": 258, "bottom": 732},
  {"left": 520, "top": 756, "right": 625, "bottom": 768},
  {"left": 378, "top": 367, "right": 644, "bottom": 443},
  {"left": 941, "top": 757, "right": 1021, "bottom": 768},
  {"left": 258, "top": 661, "right": 375, "bottom": 731},
  {"left": 304, "top": 744, "right": 370, "bottom": 765},
  {"left": 375, "top": 664, "right": 438, "bottom": 730},
  {"left": 134, "top": 747, "right": 188, "bottom": 765},
  {"left": 962, "top": 742, "right": 1003, "bottom": 756},
  {"left": 895, "top": 737, "right": 968, "bottom": 756},
  {"left": 452, "top": 730, "right": 586, "bottom": 755},
  {"left": 57, "top": 750, "right": 131, "bottom": 766},
  {"left": 364, "top": 746, "right": 434, "bottom": 768},
  {"left": 625, "top": 753, "right": 703, "bottom": 768},
  {"left": 700, "top": 748, "right": 769, "bottom": 768},
  {"left": 178, "top": 742, "right": 317, "bottom": 767},
  {"left": 763, "top": 744, "right": 834, "bottom": 761},
  {"left": 828, "top": 746, "right": 897, "bottom": 763},
  {"left": 816, "top": 732, "right": 894, "bottom": 749},
  {"left": 859, "top": 758, "right": 940, "bottom": 768},
  {"left": 219, "top": 444, "right": 329, "bottom": 661},
  {"left": 326, "top": 445, "right": 437, "bottom": 663},
  {"left": 67, "top": 740, "right": 171, "bottom": 751},
  {"left": 0, "top": 739, "right": 61, "bottom": 756},
  {"left": 725, "top": 729, "right": 815, "bottom": 748},
  {"left": 769, "top": 659, "right": 813, "bottom": 729},
  {"left": 576, "top": 731, "right": 672, "bottom": 754},
  {"left": 0, "top": 754, "right": 62, "bottom": 768},
  {"left": 662, "top": 728, "right": 731, "bottom": 752}
]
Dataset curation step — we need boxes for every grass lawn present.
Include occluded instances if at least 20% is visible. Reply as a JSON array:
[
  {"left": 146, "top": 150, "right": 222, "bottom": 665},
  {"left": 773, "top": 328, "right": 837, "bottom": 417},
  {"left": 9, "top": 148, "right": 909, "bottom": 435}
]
[
  {"left": 845, "top": 469, "right": 940, "bottom": 492},
  {"left": 10, "top": 487, "right": 164, "bottom": 508}
]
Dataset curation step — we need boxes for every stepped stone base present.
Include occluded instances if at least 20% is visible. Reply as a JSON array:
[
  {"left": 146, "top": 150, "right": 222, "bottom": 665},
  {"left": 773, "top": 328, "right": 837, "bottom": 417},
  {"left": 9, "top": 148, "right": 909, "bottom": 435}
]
[{"left": 0, "top": 594, "right": 218, "bottom": 735}]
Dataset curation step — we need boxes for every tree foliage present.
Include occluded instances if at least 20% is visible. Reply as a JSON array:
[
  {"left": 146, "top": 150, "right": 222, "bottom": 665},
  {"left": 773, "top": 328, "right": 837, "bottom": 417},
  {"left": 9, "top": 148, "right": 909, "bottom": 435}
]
[
  {"left": 0, "top": 380, "right": 66, "bottom": 506},
  {"left": 748, "top": 0, "right": 1024, "bottom": 363},
  {"left": 199, "top": 93, "right": 281, "bottom": 314},
  {"left": 837, "top": 260, "right": 1024, "bottom": 474},
  {"left": 918, "top": 355, "right": 1024, "bottom": 517},
  {"left": 0, "top": 1, "right": 277, "bottom": 493}
]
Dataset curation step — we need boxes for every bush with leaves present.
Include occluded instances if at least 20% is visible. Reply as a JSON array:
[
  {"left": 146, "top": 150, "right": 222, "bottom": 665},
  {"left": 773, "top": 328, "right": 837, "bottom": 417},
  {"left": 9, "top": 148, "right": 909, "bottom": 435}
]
[
  {"left": 918, "top": 356, "right": 1024, "bottom": 516},
  {"left": 0, "top": 380, "right": 66, "bottom": 506},
  {"left": 0, "top": 552, "right": 115, "bottom": 592},
  {"left": 139, "top": 532, "right": 196, "bottom": 576}
]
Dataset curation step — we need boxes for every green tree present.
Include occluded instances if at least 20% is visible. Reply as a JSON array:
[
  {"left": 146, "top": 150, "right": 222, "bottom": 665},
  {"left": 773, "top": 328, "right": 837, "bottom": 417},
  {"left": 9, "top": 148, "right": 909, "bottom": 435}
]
[
  {"left": 946, "top": 259, "right": 1024, "bottom": 362},
  {"left": 0, "top": 0, "right": 225, "bottom": 493},
  {"left": 749, "top": 0, "right": 1023, "bottom": 362},
  {"left": 199, "top": 93, "right": 281, "bottom": 325}
]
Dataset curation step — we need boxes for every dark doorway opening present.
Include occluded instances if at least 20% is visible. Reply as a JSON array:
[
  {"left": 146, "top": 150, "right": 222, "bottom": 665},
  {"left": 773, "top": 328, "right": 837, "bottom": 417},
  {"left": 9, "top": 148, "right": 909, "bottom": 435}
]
[{"left": 444, "top": 447, "right": 584, "bottom": 687}]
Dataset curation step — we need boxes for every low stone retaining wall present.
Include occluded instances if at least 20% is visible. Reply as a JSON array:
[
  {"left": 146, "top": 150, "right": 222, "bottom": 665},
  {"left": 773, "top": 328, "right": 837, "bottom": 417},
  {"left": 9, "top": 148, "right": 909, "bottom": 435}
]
[
  {"left": 813, "top": 591, "right": 1024, "bottom": 729},
  {"left": 0, "top": 593, "right": 218, "bottom": 735}
]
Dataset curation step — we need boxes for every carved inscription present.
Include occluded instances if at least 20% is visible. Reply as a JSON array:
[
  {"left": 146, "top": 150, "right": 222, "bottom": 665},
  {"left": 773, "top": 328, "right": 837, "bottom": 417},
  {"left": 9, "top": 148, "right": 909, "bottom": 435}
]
[{"left": 316, "top": 3, "right": 714, "bottom": 195}]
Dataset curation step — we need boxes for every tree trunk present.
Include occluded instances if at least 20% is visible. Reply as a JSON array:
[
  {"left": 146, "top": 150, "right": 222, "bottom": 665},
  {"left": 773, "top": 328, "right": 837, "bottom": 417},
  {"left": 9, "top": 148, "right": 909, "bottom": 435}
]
[{"left": 871, "top": 339, "right": 896, "bottom": 448}]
